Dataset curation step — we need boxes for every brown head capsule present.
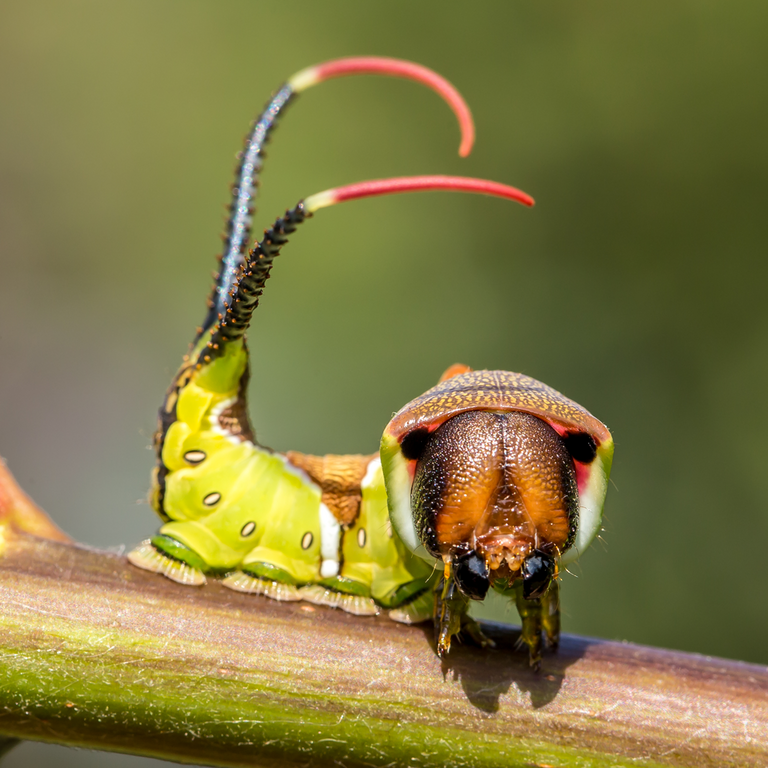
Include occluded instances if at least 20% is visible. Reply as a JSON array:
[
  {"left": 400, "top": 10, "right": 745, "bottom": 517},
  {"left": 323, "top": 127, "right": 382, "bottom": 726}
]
[
  {"left": 380, "top": 367, "right": 613, "bottom": 665},
  {"left": 410, "top": 409, "right": 578, "bottom": 593}
]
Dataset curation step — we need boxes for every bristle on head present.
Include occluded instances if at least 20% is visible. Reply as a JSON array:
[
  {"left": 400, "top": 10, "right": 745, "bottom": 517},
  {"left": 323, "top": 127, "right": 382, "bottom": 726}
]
[
  {"left": 303, "top": 175, "right": 535, "bottom": 213},
  {"left": 288, "top": 56, "right": 475, "bottom": 157}
]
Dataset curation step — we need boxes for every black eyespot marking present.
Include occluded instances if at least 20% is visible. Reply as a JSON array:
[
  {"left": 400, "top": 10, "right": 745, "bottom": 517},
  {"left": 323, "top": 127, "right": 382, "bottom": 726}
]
[
  {"left": 203, "top": 492, "right": 221, "bottom": 507},
  {"left": 240, "top": 521, "right": 256, "bottom": 537},
  {"left": 400, "top": 427, "right": 431, "bottom": 461},
  {"left": 184, "top": 450, "right": 207, "bottom": 464},
  {"left": 522, "top": 549, "right": 555, "bottom": 600},
  {"left": 453, "top": 551, "right": 490, "bottom": 600},
  {"left": 563, "top": 432, "right": 598, "bottom": 464},
  {"left": 301, "top": 532, "right": 313, "bottom": 550}
]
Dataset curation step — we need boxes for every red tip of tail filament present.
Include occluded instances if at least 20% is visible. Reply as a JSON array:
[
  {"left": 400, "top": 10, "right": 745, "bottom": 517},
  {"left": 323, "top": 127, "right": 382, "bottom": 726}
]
[
  {"left": 291, "top": 57, "right": 475, "bottom": 157},
  {"left": 303, "top": 175, "right": 535, "bottom": 213}
]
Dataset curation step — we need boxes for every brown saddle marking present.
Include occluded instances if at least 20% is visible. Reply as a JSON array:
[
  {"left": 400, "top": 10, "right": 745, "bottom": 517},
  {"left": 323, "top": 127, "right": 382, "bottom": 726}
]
[{"left": 285, "top": 451, "right": 376, "bottom": 526}]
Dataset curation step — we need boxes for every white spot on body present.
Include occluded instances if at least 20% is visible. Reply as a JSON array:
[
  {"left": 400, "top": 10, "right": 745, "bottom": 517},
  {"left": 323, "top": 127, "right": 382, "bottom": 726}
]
[
  {"left": 203, "top": 492, "right": 221, "bottom": 507},
  {"left": 301, "top": 532, "right": 313, "bottom": 550},
  {"left": 184, "top": 450, "right": 207, "bottom": 464},
  {"left": 241, "top": 521, "right": 256, "bottom": 537},
  {"left": 318, "top": 503, "right": 341, "bottom": 578},
  {"left": 357, "top": 528, "right": 367, "bottom": 548},
  {"left": 320, "top": 560, "right": 338, "bottom": 579}
]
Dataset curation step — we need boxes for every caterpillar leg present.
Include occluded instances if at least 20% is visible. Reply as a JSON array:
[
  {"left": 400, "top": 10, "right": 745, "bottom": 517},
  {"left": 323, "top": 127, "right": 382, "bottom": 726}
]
[
  {"left": 297, "top": 585, "right": 378, "bottom": 616},
  {"left": 514, "top": 583, "right": 545, "bottom": 670},
  {"left": 128, "top": 538, "right": 206, "bottom": 586},
  {"left": 434, "top": 575, "right": 469, "bottom": 657},
  {"left": 432, "top": 576, "right": 495, "bottom": 655},
  {"left": 541, "top": 578, "right": 560, "bottom": 651},
  {"left": 221, "top": 570, "right": 301, "bottom": 601},
  {"left": 387, "top": 589, "right": 433, "bottom": 624}
]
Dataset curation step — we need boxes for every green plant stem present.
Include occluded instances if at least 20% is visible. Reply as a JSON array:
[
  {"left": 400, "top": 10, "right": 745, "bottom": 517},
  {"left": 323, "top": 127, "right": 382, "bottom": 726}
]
[{"left": 0, "top": 527, "right": 766, "bottom": 768}]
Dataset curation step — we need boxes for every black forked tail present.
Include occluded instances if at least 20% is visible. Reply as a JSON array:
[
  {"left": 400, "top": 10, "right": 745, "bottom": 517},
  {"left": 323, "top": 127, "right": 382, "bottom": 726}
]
[{"left": 195, "top": 56, "right": 478, "bottom": 343}]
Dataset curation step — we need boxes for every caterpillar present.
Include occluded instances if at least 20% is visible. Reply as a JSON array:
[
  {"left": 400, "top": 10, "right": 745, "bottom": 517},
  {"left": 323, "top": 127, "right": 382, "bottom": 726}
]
[{"left": 128, "top": 57, "right": 613, "bottom": 669}]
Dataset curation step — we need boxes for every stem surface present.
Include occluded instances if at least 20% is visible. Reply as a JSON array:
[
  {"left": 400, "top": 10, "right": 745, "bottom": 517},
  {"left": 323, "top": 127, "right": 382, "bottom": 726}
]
[{"left": 0, "top": 526, "right": 765, "bottom": 768}]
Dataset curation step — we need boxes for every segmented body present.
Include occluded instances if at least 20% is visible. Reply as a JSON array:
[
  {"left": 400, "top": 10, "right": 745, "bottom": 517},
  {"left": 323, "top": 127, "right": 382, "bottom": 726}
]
[{"left": 135, "top": 335, "right": 434, "bottom": 620}]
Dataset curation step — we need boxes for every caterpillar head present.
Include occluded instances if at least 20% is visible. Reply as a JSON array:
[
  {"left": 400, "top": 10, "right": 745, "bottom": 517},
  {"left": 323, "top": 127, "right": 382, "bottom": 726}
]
[{"left": 380, "top": 368, "right": 613, "bottom": 599}]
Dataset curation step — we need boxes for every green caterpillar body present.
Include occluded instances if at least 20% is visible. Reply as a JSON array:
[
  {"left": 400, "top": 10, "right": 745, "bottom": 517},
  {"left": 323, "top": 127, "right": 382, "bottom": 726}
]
[
  {"left": 129, "top": 57, "right": 613, "bottom": 669},
  {"left": 133, "top": 333, "right": 434, "bottom": 621}
]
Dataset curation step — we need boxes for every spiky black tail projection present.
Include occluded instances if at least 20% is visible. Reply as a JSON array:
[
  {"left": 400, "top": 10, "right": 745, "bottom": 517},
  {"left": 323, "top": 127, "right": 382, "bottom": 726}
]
[
  {"left": 200, "top": 203, "right": 308, "bottom": 361},
  {"left": 200, "top": 84, "right": 296, "bottom": 337}
]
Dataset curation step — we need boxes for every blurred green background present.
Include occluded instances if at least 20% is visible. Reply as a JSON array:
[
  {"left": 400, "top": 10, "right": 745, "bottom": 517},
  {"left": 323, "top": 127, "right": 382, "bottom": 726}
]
[{"left": 1, "top": 1, "right": 767, "bottom": 765}]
